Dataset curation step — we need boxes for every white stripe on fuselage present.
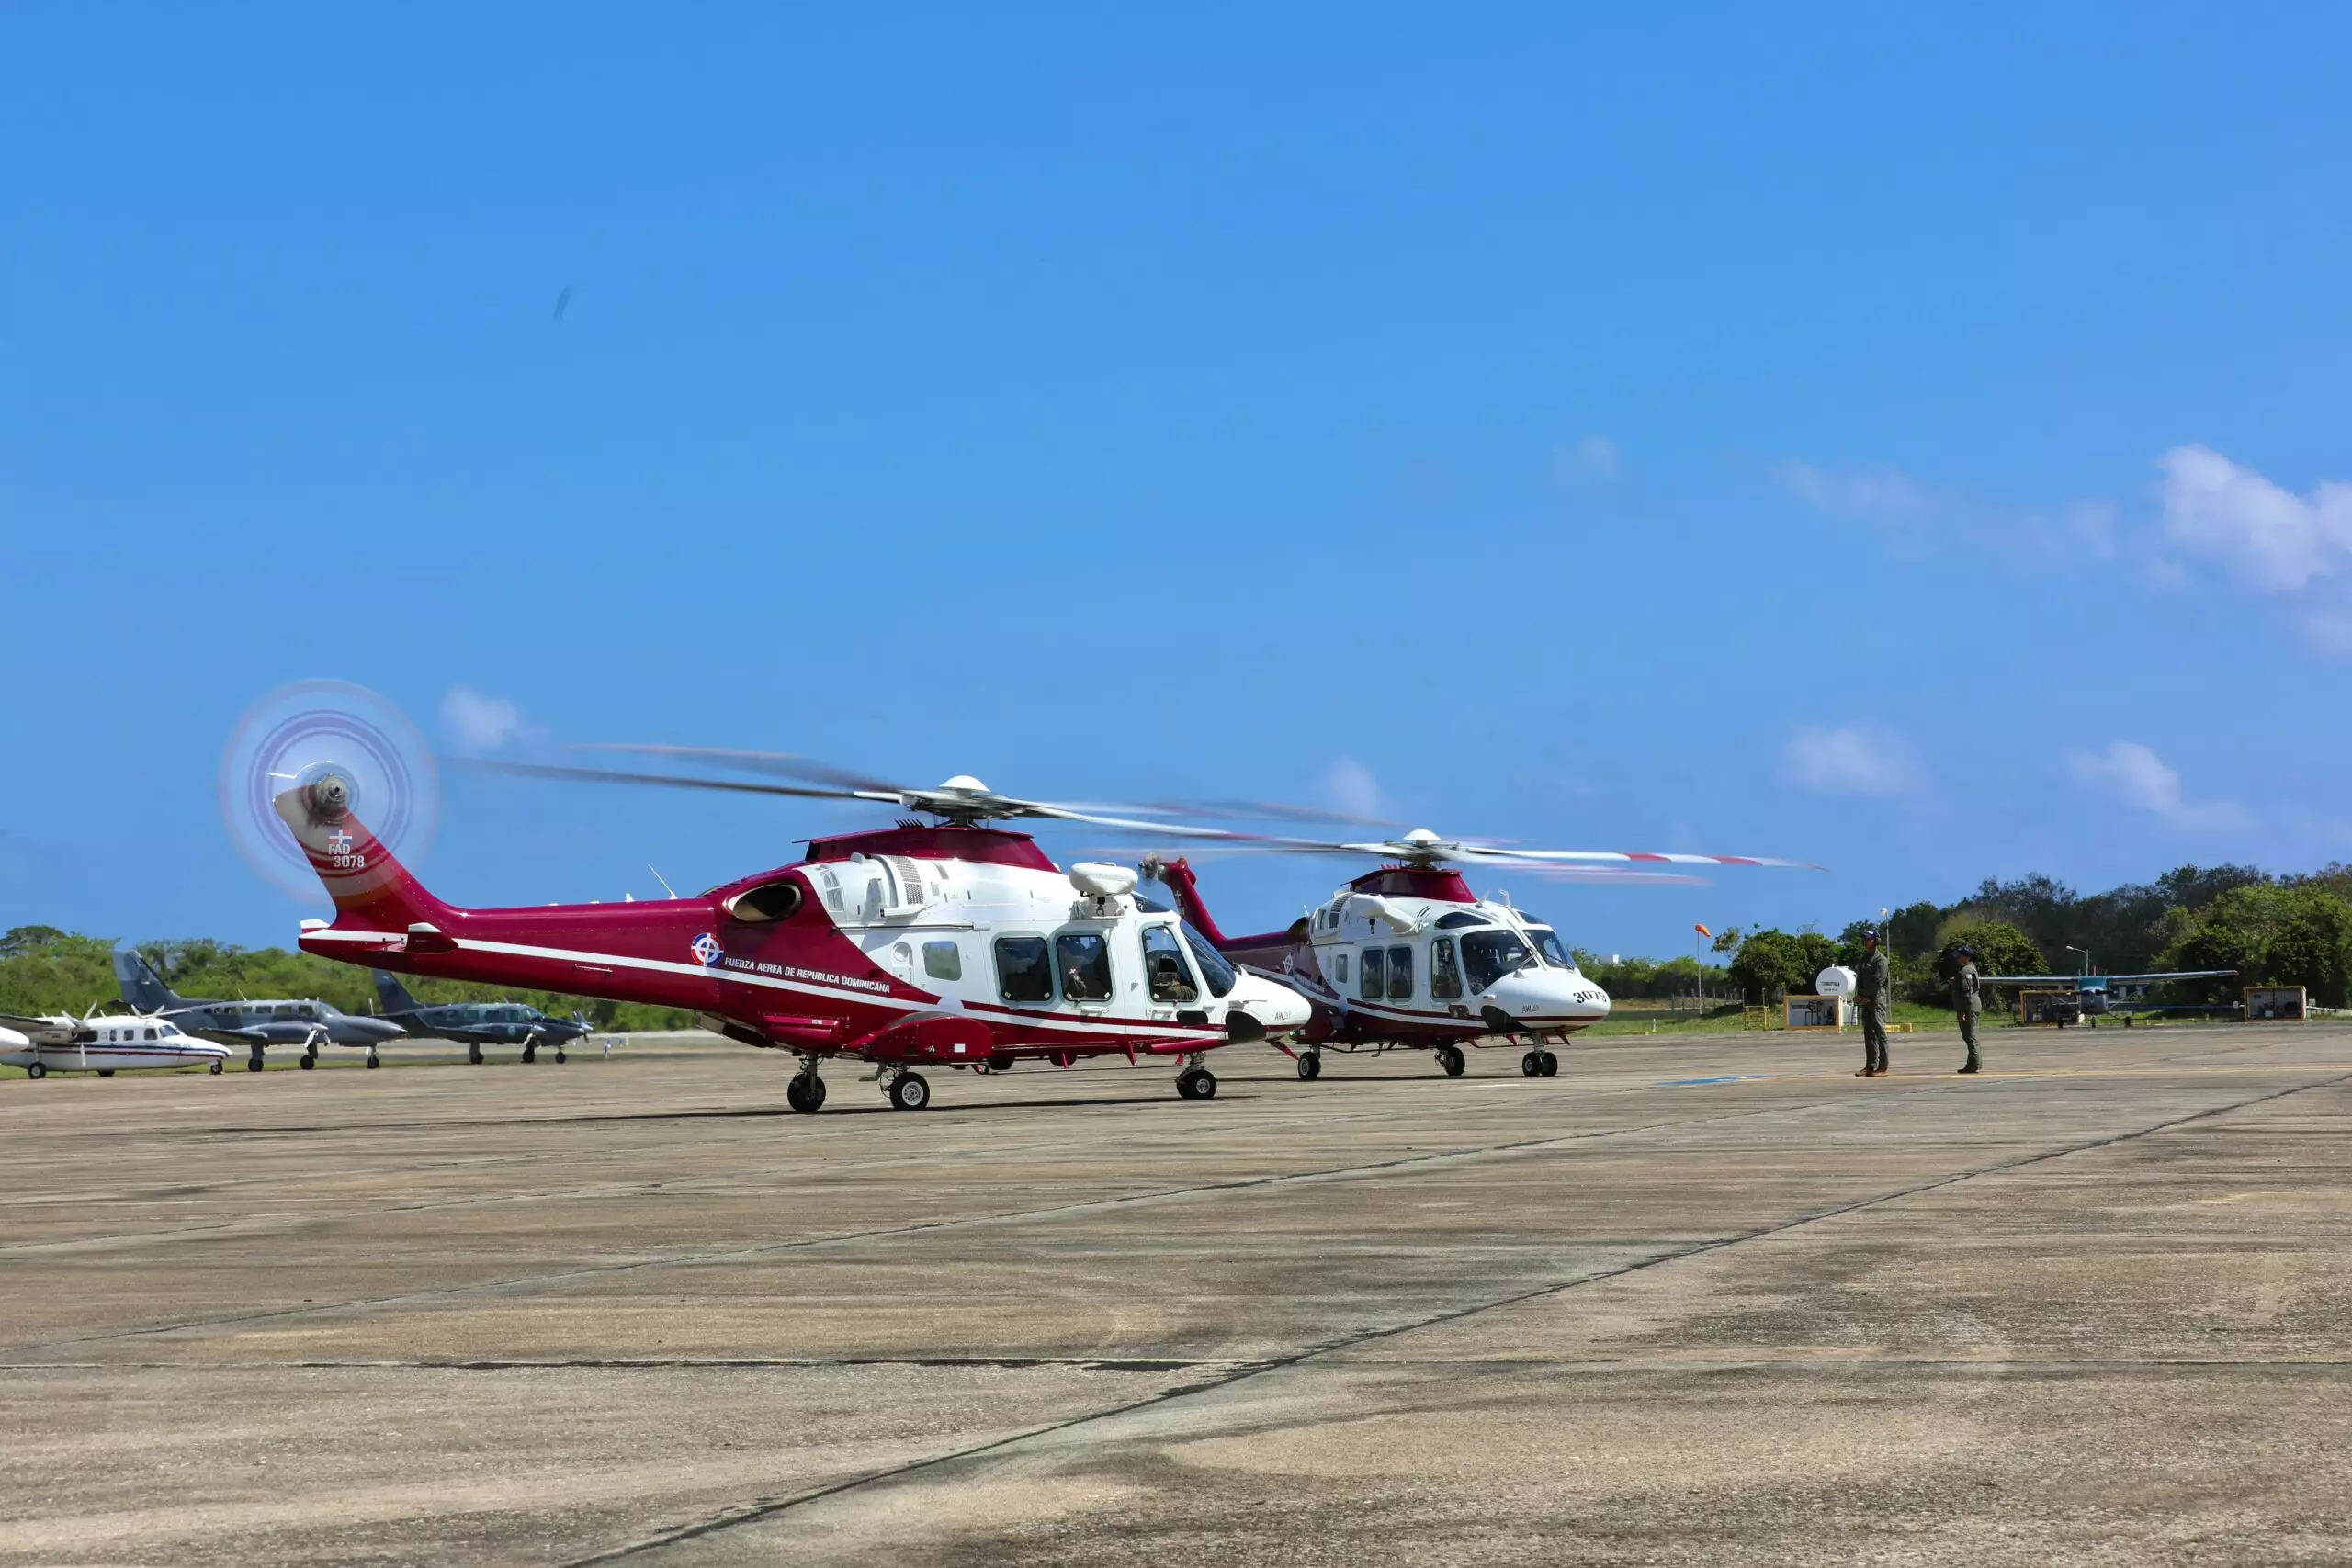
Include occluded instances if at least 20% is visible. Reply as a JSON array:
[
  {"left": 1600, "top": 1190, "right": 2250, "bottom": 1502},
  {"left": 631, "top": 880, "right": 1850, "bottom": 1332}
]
[{"left": 307, "top": 928, "right": 1224, "bottom": 1041}]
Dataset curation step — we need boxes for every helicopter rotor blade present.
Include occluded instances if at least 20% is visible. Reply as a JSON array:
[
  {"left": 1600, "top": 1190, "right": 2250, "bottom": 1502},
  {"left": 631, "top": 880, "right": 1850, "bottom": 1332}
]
[
  {"left": 449, "top": 757, "right": 893, "bottom": 805},
  {"left": 571, "top": 745, "right": 909, "bottom": 795}
]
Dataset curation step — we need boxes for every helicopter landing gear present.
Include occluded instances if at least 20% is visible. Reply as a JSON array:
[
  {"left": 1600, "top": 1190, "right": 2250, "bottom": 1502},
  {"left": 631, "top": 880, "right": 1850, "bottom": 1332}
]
[
  {"left": 887, "top": 1070, "right": 931, "bottom": 1111},
  {"left": 786, "top": 1058, "right": 827, "bottom": 1114},
  {"left": 1176, "top": 1066, "right": 1218, "bottom": 1100},
  {"left": 1436, "top": 1044, "right": 1466, "bottom": 1077},
  {"left": 468, "top": 1043, "right": 484, "bottom": 1066},
  {"left": 1521, "top": 1049, "right": 1559, "bottom": 1077},
  {"left": 1295, "top": 1050, "right": 1322, "bottom": 1082}
]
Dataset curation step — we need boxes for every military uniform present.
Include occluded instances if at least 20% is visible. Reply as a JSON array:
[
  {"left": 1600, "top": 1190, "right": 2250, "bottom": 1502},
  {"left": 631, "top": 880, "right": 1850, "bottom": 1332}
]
[
  {"left": 1857, "top": 944, "right": 1891, "bottom": 1075},
  {"left": 1953, "top": 958, "right": 1983, "bottom": 1073}
]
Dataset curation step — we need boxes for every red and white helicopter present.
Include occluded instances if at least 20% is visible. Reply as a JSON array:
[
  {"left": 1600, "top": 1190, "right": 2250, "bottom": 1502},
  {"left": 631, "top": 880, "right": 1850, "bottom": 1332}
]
[
  {"left": 277, "top": 750, "right": 1316, "bottom": 1112},
  {"left": 1150, "top": 827, "right": 1819, "bottom": 1081}
]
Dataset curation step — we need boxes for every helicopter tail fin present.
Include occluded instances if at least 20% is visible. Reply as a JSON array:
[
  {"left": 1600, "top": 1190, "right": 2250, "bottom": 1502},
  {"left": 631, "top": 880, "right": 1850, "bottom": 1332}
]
[{"left": 274, "top": 784, "right": 456, "bottom": 932}]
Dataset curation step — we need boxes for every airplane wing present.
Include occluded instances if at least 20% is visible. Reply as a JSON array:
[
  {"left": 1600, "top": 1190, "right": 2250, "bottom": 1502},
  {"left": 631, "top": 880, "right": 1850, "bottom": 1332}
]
[
  {"left": 2098, "top": 970, "right": 2241, "bottom": 984},
  {"left": 0, "top": 1013, "right": 91, "bottom": 1045},
  {"left": 1976, "top": 975, "right": 2078, "bottom": 986}
]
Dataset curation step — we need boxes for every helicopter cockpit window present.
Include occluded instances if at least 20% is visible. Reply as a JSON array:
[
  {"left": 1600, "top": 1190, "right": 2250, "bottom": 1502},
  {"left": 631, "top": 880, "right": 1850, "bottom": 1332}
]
[
  {"left": 922, "top": 941, "right": 963, "bottom": 981},
  {"left": 1180, "top": 923, "right": 1238, "bottom": 998},
  {"left": 1141, "top": 925, "right": 1199, "bottom": 1003},
  {"left": 1526, "top": 926, "right": 1573, "bottom": 969},
  {"left": 1435, "top": 911, "right": 1487, "bottom": 930},
  {"left": 724, "top": 881, "right": 803, "bottom": 923},
  {"left": 1430, "top": 937, "right": 1464, "bottom": 998},
  {"left": 1056, "top": 932, "right": 1113, "bottom": 1002},
  {"left": 1463, "top": 931, "right": 1537, "bottom": 991},
  {"left": 994, "top": 937, "right": 1054, "bottom": 1003},
  {"left": 1360, "top": 946, "right": 1385, "bottom": 1001}
]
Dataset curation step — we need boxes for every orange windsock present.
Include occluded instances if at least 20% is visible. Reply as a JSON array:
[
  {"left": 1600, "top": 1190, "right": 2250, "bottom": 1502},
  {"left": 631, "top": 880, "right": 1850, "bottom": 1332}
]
[{"left": 1694, "top": 923, "right": 1712, "bottom": 938}]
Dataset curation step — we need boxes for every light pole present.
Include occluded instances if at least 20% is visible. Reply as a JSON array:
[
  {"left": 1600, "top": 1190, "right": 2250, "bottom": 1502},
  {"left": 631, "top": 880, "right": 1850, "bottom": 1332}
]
[{"left": 2066, "top": 944, "right": 2092, "bottom": 976}]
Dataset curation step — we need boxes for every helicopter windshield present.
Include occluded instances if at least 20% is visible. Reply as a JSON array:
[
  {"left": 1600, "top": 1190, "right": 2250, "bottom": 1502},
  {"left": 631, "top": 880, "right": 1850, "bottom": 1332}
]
[
  {"left": 1181, "top": 923, "right": 1238, "bottom": 998},
  {"left": 1463, "top": 930, "right": 1538, "bottom": 991},
  {"left": 1525, "top": 926, "right": 1573, "bottom": 970}
]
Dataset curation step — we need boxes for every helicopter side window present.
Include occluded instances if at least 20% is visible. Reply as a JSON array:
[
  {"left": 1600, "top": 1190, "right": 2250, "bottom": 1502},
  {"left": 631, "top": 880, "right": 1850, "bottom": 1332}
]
[
  {"left": 1463, "top": 931, "right": 1536, "bottom": 991},
  {"left": 1056, "top": 933, "right": 1113, "bottom": 1003},
  {"left": 1140, "top": 925, "right": 1199, "bottom": 1002},
  {"left": 994, "top": 937, "right": 1054, "bottom": 1003},
  {"left": 1386, "top": 946, "right": 1414, "bottom": 1001},
  {"left": 1334, "top": 952, "right": 1349, "bottom": 985},
  {"left": 1360, "top": 947, "right": 1385, "bottom": 1002},
  {"left": 1430, "top": 937, "right": 1463, "bottom": 999},
  {"left": 922, "top": 941, "right": 963, "bottom": 982}
]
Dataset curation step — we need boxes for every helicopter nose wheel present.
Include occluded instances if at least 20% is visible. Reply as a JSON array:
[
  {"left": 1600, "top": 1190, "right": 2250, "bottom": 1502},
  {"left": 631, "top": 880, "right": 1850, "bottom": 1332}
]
[
  {"left": 887, "top": 1070, "right": 931, "bottom": 1111},
  {"left": 786, "top": 1066, "right": 828, "bottom": 1114},
  {"left": 1521, "top": 1049, "right": 1559, "bottom": 1077},
  {"left": 1436, "top": 1044, "right": 1466, "bottom": 1077},
  {"left": 1295, "top": 1051, "right": 1322, "bottom": 1082}
]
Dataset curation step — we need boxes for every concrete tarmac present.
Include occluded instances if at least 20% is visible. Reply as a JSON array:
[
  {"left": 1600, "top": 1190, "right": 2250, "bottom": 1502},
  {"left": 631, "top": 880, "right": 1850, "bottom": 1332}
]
[{"left": 1, "top": 1024, "right": 2347, "bottom": 1565}]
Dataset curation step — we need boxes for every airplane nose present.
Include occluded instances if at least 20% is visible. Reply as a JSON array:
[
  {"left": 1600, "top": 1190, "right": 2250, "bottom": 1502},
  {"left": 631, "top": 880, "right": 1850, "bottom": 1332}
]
[{"left": 359, "top": 1018, "right": 404, "bottom": 1042}]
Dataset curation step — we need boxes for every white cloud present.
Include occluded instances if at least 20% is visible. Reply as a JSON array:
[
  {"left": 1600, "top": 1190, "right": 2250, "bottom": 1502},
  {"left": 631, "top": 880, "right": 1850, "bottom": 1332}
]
[
  {"left": 1781, "top": 725, "right": 1922, "bottom": 797},
  {"left": 1322, "top": 758, "right": 1383, "bottom": 821},
  {"left": 2064, "top": 740, "right": 2250, "bottom": 832},
  {"left": 2154, "top": 443, "right": 2352, "bottom": 595},
  {"left": 1550, "top": 434, "right": 1621, "bottom": 485},
  {"left": 1777, "top": 461, "right": 2117, "bottom": 560},
  {"left": 439, "top": 686, "right": 522, "bottom": 750}
]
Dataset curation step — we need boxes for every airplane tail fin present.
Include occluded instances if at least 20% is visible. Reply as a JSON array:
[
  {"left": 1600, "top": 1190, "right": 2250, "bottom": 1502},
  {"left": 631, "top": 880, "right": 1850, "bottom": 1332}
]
[
  {"left": 112, "top": 948, "right": 181, "bottom": 1013},
  {"left": 274, "top": 780, "right": 455, "bottom": 931},
  {"left": 372, "top": 969, "right": 424, "bottom": 1015}
]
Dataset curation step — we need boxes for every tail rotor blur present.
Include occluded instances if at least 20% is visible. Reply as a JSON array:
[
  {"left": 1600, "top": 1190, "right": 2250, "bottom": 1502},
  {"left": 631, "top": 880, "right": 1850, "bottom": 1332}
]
[{"left": 220, "top": 681, "right": 440, "bottom": 901}]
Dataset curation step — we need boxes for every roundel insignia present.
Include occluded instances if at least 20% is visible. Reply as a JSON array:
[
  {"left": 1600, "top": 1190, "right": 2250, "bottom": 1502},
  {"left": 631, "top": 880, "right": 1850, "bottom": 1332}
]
[{"left": 691, "top": 933, "right": 724, "bottom": 968}]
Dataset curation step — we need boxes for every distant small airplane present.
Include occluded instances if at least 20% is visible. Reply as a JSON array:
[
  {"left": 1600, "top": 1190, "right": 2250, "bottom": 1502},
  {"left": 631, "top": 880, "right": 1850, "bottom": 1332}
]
[
  {"left": 114, "top": 950, "right": 404, "bottom": 1071},
  {"left": 1980, "top": 966, "right": 2240, "bottom": 1027},
  {"left": 370, "top": 971, "right": 593, "bottom": 1064},
  {"left": 1, "top": 1011, "right": 231, "bottom": 1078}
]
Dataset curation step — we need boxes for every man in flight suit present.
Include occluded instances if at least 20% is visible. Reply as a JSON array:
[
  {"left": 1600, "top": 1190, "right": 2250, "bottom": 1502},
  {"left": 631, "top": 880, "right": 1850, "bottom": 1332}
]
[
  {"left": 1855, "top": 928, "right": 1892, "bottom": 1077},
  {"left": 1952, "top": 944, "right": 1983, "bottom": 1075}
]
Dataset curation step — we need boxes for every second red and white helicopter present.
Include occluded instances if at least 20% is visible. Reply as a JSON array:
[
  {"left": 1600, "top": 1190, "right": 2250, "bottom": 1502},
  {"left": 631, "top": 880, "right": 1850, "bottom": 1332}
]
[{"left": 1151, "top": 827, "right": 1819, "bottom": 1081}]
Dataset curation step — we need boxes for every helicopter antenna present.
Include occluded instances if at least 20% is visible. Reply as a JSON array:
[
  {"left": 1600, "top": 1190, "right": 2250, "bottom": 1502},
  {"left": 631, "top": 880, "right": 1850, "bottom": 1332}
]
[{"left": 648, "top": 864, "right": 679, "bottom": 899}]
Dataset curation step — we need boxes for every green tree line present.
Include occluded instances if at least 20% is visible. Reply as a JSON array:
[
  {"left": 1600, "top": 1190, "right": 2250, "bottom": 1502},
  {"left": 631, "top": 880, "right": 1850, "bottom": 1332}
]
[
  {"left": 1707, "top": 861, "right": 2352, "bottom": 1010},
  {"left": 0, "top": 927, "right": 698, "bottom": 1031}
]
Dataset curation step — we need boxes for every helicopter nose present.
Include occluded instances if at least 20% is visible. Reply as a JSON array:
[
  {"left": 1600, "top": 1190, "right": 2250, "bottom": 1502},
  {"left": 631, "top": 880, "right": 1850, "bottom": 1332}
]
[
  {"left": 1487, "top": 971, "right": 1611, "bottom": 1030},
  {"left": 1236, "top": 976, "right": 1313, "bottom": 1034}
]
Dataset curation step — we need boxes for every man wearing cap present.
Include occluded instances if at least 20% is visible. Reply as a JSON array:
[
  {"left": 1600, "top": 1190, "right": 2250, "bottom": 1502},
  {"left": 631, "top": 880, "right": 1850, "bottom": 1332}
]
[
  {"left": 1952, "top": 944, "right": 1983, "bottom": 1074},
  {"left": 1855, "top": 928, "right": 1892, "bottom": 1077}
]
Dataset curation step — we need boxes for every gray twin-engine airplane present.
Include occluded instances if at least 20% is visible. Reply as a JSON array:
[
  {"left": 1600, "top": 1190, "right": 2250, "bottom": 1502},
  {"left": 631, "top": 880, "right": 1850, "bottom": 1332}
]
[
  {"left": 369, "top": 971, "right": 593, "bottom": 1065},
  {"left": 112, "top": 950, "right": 404, "bottom": 1071}
]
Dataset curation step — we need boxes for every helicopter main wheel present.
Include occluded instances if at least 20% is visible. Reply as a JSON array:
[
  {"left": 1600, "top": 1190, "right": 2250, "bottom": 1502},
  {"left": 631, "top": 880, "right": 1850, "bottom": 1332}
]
[
  {"left": 1521, "top": 1051, "right": 1543, "bottom": 1077},
  {"left": 1295, "top": 1052, "right": 1322, "bottom": 1082},
  {"left": 888, "top": 1072, "right": 931, "bottom": 1111},
  {"left": 209, "top": 1059, "right": 224, "bottom": 1075},
  {"left": 298, "top": 1054, "right": 315, "bottom": 1071},
  {"left": 786, "top": 1073, "right": 827, "bottom": 1114},
  {"left": 468, "top": 1043, "right": 484, "bottom": 1066},
  {"left": 25, "top": 1062, "right": 45, "bottom": 1079},
  {"left": 1540, "top": 1050, "right": 1559, "bottom": 1077},
  {"left": 1437, "top": 1045, "right": 1466, "bottom": 1077},
  {"left": 1176, "top": 1066, "right": 1217, "bottom": 1100}
]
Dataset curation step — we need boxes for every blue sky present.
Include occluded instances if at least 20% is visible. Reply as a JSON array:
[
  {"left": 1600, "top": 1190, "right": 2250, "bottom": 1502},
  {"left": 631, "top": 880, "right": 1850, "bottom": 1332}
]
[{"left": 7, "top": 3, "right": 2351, "bottom": 960}]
